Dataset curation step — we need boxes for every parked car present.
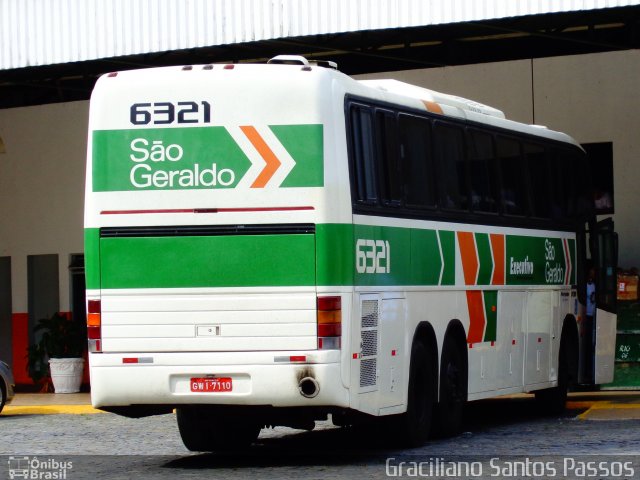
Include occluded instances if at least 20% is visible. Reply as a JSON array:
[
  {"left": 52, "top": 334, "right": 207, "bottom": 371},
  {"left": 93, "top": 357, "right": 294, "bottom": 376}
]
[{"left": 0, "top": 360, "right": 15, "bottom": 413}]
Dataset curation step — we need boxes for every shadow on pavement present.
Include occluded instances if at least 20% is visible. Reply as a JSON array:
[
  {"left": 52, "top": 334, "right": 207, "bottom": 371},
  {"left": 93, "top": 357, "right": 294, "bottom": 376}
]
[{"left": 163, "top": 395, "right": 590, "bottom": 470}]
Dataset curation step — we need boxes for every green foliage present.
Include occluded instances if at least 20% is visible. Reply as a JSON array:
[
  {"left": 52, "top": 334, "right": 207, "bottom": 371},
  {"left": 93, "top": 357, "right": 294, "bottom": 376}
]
[{"left": 27, "top": 313, "right": 85, "bottom": 382}]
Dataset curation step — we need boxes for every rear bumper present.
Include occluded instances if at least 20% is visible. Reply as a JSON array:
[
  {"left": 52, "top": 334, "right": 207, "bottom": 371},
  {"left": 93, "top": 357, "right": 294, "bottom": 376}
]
[{"left": 89, "top": 350, "right": 349, "bottom": 409}]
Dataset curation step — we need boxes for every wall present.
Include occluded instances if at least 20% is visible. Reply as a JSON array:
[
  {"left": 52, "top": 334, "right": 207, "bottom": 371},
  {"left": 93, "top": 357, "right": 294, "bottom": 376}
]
[
  {"left": 0, "top": 101, "right": 87, "bottom": 379},
  {"left": 357, "top": 50, "right": 640, "bottom": 268}
]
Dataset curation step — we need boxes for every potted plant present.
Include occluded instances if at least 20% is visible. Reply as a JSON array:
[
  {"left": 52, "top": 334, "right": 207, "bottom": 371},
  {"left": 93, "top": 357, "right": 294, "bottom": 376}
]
[{"left": 27, "top": 312, "right": 86, "bottom": 393}]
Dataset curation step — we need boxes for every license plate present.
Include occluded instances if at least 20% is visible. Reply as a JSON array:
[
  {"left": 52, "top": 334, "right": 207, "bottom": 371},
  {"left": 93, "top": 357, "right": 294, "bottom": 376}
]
[{"left": 190, "top": 377, "right": 233, "bottom": 392}]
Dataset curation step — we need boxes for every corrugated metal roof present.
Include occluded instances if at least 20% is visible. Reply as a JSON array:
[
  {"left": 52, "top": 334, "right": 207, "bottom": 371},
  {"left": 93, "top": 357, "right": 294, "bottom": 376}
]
[{"left": 2, "top": 0, "right": 639, "bottom": 70}]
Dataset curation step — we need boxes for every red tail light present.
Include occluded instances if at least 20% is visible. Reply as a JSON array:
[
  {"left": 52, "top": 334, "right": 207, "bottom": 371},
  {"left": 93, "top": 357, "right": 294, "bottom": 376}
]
[
  {"left": 317, "top": 296, "right": 342, "bottom": 350},
  {"left": 87, "top": 299, "right": 102, "bottom": 352}
]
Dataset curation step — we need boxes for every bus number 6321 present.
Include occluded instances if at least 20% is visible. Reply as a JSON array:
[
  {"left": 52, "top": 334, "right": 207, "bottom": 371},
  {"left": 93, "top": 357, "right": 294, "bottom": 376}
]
[
  {"left": 130, "top": 101, "right": 211, "bottom": 125},
  {"left": 356, "top": 239, "right": 391, "bottom": 274}
]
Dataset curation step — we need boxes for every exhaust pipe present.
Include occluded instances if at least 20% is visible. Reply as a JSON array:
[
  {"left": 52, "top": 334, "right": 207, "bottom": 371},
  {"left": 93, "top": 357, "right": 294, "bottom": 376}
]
[{"left": 298, "top": 377, "right": 320, "bottom": 398}]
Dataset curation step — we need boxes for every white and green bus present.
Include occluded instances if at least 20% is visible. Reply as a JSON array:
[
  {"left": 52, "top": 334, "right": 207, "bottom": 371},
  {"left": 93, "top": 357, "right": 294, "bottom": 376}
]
[{"left": 85, "top": 55, "right": 618, "bottom": 450}]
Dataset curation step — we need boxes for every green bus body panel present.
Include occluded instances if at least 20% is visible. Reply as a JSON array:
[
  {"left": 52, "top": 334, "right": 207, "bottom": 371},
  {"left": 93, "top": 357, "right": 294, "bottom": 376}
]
[
  {"left": 85, "top": 224, "right": 576, "bottom": 290},
  {"left": 271, "top": 125, "right": 324, "bottom": 188},
  {"left": 475, "top": 233, "right": 493, "bottom": 286},
  {"left": 410, "top": 229, "right": 443, "bottom": 286},
  {"left": 93, "top": 127, "right": 250, "bottom": 192},
  {"left": 315, "top": 224, "right": 354, "bottom": 286},
  {"left": 92, "top": 125, "right": 323, "bottom": 192},
  {"left": 483, "top": 290, "right": 498, "bottom": 342},
  {"left": 505, "top": 236, "right": 575, "bottom": 286},
  {"left": 351, "top": 225, "right": 455, "bottom": 287},
  {"left": 99, "top": 234, "right": 316, "bottom": 289},
  {"left": 438, "top": 230, "right": 456, "bottom": 285},
  {"left": 85, "top": 228, "right": 101, "bottom": 290}
]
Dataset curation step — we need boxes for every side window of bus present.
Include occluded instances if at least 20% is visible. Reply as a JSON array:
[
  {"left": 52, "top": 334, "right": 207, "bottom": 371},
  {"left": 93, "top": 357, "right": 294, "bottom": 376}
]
[
  {"left": 349, "top": 105, "right": 378, "bottom": 204},
  {"left": 376, "top": 110, "right": 402, "bottom": 206},
  {"left": 434, "top": 123, "right": 467, "bottom": 210},
  {"left": 497, "top": 136, "right": 527, "bottom": 216},
  {"left": 526, "top": 143, "right": 553, "bottom": 219},
  {"left": 399, "top": 114, "right": 436, "bottom": 208},
  {"left": 468, "top": 130, "right": 498, "bottom": 213}
]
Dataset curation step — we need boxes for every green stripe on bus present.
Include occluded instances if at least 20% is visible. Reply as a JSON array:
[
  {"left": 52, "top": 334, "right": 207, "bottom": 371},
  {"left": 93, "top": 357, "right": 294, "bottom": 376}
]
[
  {"left": 84, "top": 228, "right": 101, "bottom": 290},
  {"left": 438, "top": 230, "right": 455, "bottom": 285},
  {"left": 316, "top": 224, "right": 453, "bottom": 287},
  {"left": 475, "top": 233, "right": 493, "bottom": 286},
  {"left": 483, "top": 290, "right": 498, "bottom": 342},
  {"left": 505, "top": 236, "right": 574, "bottom": 286},
  {"left": 271, "top": 124, "right": 324, "bottom": 188},
  {"left": 92, "top": 127, "right": 251, "bottom": 192},
  {"left": 86, "top": 225, "right": 575, "bottom": 290},
  {"left": 99, "top": 234, "right": 316, "bottom": 289},
  {"left": 316, "top": 223, "right": 354, "bottom": 286},
  {"left": 411, "top": 229, "right": 442, "bottom": 286},
  {"left": 92, "top": 124, "right": 324, "bottom": 192},
  {"left": 568, "top": 239, "right": 577, "bottom": 285}
]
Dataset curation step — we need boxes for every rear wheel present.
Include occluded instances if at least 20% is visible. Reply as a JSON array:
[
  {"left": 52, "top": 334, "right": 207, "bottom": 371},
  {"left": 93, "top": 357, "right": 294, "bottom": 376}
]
[
  {"left": 433, "top": 335, "right": 467, "bottom": 437},
  {"left": 176, "top": 407, "right": 261, "bottom": 452},
  {"left": 392, "top": 341, "right": 435, "bottom": 447}
]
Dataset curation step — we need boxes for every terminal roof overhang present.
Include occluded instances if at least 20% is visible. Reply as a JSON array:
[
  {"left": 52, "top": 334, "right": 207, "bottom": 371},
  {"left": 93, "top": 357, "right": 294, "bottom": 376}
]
[{"left": 1, "top": 5, "right": 639, "bottom": 109}]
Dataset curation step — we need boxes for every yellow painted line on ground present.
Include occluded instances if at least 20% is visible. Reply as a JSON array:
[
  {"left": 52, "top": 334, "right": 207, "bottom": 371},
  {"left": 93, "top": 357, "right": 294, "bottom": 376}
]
[
  {"left": 566, "top": 400, "right": 598, "bottom": 410},
  {"left": 589, "top": 403, "right": 640, "bottom": 409},
  {"left": 2, "top": 405, "right": 105, "bottom": 415},
  {"left": 577, "top": 402, "right": 640, "bottom": 420}
]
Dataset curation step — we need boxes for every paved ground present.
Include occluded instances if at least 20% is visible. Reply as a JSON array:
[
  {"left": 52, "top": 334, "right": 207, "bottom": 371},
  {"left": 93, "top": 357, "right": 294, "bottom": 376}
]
[
  {"left": 6, "top": 391, "right": 640, "bottom": 419},
  {"left": 1, "top": 392, "right": 640, "bottom": 479}
]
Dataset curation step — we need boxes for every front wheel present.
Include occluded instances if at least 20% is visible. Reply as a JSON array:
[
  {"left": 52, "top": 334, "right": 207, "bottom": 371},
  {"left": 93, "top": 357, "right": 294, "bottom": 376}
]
[
  {"left": 535, "top": 341, "right": 569, "bottom": 415},
  {"left": 176, "top": 407, "right": 261, "bottom": 452}
]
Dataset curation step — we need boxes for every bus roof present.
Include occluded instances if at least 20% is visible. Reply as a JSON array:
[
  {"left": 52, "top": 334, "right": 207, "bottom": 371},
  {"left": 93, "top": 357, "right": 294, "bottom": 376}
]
[
  {"left": 93, "top": 56, "right": 582, "bottom": 150},
  {"left": 266, "top": 55, "right": 582, "bottom": 149},
  {"left": 351, "top": 77, "right": 581, "bottom": 150}
]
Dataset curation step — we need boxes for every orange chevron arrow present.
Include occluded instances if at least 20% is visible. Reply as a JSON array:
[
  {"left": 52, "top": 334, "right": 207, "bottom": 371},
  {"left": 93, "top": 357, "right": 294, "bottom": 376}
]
[
  {"left": 490, "top": 233, "right": 505, "bottom": 285},
  {"left": 240, "top": 125, "right": 282, "bottom": 188},
  {"left": 457, "top": 231, "right": 478, "bottom": 286},
  {"left": 466, "top": 290, "right": 486, "bottom": 344}
]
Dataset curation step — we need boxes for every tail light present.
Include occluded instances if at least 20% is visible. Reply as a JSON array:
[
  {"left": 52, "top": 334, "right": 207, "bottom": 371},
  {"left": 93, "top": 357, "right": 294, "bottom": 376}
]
[
  {"left": 87, "top": 299, "right": 102, "bottom": 353},
  {"left": 317, "top": 296, "right": 341, "bottom": 350}
]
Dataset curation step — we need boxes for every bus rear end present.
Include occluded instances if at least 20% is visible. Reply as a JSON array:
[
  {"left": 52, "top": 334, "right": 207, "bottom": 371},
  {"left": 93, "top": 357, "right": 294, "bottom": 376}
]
[{"left": 84, "top": 61, "right": 353, "bottom": 441}]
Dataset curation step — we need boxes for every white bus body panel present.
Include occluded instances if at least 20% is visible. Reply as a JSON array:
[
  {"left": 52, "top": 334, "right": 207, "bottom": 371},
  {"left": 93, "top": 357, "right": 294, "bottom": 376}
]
[
  {"left": 89, "top": 350, "right": 348, "bottom": 408},
  {"left": 100, "top": 289, "right": 317, "bottom": 353}
]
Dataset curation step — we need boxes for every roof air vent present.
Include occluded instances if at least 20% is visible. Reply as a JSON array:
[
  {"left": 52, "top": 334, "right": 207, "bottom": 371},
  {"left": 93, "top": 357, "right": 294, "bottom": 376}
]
[
  {"left": 268, "top": 55, "right": 337, "bottom": 70},
  {"left": 311, "top": 60, "right": 338, "bottom": 70},
  {"left": 268, "top": 55, "right": 310, "bottom": 66}
]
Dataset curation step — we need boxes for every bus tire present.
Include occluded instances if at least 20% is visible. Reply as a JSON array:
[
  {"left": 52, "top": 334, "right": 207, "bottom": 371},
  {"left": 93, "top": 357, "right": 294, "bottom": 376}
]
[
  {"left": 176, "top": 407, "right": 261, "bottom": 452},
  {"left": 433, "top": 335, "right": 467, "bottom": 437},
  {"left": 535, "top": 337, "right": 570, "bottom": 415},
  {"left": 394, "top": 341, "right": 435, "bottom": 447}
]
